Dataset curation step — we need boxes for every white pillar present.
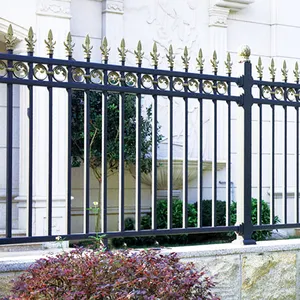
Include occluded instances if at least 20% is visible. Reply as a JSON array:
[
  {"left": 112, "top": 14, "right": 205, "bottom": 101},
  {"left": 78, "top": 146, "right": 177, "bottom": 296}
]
[
  {"left": 208, "top": 5, "right": 229, "bottom": 162},
  {"left": 17, "top": 0, "right": 72, "bottom": 236},
  {"left": 101, "top": 0, "right": 124, "bottom": 63}
]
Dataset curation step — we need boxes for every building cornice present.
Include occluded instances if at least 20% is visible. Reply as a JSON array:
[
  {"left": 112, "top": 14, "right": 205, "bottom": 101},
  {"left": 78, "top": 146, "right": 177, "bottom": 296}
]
[{"left": 214, "top": 0, "right": 255, "bottom": 12}]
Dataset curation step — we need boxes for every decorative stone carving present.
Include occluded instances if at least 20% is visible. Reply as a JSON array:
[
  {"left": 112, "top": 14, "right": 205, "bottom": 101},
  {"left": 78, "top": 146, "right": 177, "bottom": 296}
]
[
  {"left": 146, "top": 0, "right": 199, "bottom": 49},
  {"left": 209, "top": 6, "right": 230, "bottom": 28},
  {"left": 102, "top": 0, "right": 124, "bottom": 14},
  {"left": 37, "top": 0, "right": 71, "bottom": 18},
  {"left": 209, "top": 0, "right": 255, "bottom": 27}
]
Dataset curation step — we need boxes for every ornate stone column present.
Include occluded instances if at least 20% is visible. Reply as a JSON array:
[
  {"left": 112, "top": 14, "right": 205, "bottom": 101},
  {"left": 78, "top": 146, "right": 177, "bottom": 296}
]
[
  {"left": 0, "top": 23, "right": 27, "bottom": 232},
  {"left": 17, "top": 0, "right": 72, "bottom": 236},
  {"left": 207, "top": 0, "right": 255, "bottom": 161}
]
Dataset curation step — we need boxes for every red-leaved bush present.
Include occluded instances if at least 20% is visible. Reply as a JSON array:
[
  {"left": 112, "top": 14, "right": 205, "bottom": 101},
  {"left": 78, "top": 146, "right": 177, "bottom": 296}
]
[{"left": 10, "top": 248, "right": 220, "bottom": 300}]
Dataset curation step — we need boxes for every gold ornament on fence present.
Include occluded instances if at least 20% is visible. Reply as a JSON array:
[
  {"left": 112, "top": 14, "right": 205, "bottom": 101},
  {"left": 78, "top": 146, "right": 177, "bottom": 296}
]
[
  {"left": 82, "top": 34, "right": 93, "bottom": 59},
  {"left": 294, "top": 62, "right": 299, "bottom": 82},
  {"left": 166, "top": 45, "right": 175, "bottom": 69},
  {"left": 196, "top": 48, "right": 205, "bottom": 72},
  {"left": 100, "top": 37, "right": 110, "bottom": 62},
  {"left": 150, "top": 42, "right": 160, "bottom": 67},
  {"left": 281, "top": 60, "right": 288, "bottom": 82},
  {"left": 256, "top": 57, "right": 263, "bottom": 79},
  {"left": 181, "top": 46, "right": 190, "bottom": 70},
  {"left": 225, "top": 52, "right": 232, "bottom": 75},
  {"left": 269, "top": 58, "right": 276, "bottom": 81},
  {"left": 118, "top": 38, "right": 127, "bottom": 62},
  {"left": 134, "top": 41, "right": 144, "bottom": 65},
  {"left": 45, "top": 30, "right": 56, "bottom": 55},
  {"left": 25, "top": 27, "right": 36, "bottom": 53},
  {"left": 210, "top": 50, "right": 219, "bottom": 74},
  {"left": 64, "top": 32, "right": 75, "bottom": 57},
  {"left": 5, "top": 24, "right": 17, "bottom": 51}
]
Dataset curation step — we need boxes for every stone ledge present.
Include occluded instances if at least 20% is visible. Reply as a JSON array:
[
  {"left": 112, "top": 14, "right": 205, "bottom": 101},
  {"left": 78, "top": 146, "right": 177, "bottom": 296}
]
[
  {"left": 162, "top": 238, "right": 300, "bottom": 258},
  {"left": 0, "top": 248, "right": 70, "bottom": 272}
]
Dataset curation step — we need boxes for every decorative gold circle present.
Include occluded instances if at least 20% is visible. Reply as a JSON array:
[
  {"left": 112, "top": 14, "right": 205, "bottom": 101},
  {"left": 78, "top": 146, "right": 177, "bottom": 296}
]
[
  {"left": 287, "top": 88, "right": 296, "bottom": 101},
  {"left": 13, "top": 62, "right": 28, "bottom": 79},
  {"left": 90, "top": 69, "right": 102, "bottom": 84},
  {"left": 274, "top": 87, "right": 284, "bottom": 100},
  {"left": 203, "top": 80, "right": 213, "bottom": 94},
  {"left": 173, "top": 78, "right": 184, "bottom": 91},
  {"left": 217, "top": 81, "right": 227, "bottom": 95},
  {"left": 188, "top": 79, "right": 199, "bottom": 92},
  {"left": 72, "top": 68, "right": 85, "bottom": 82},
  {"left": 0, "top": 61, "right": 7, "bottom": 77},
  {"left": 53, "top": 66, "right": 67, "bottom": 82},
  {"left": 125, "top": 73, "right": 137, "bottom": 87},
  {"left": 108, "top": 71, "right": 120, "bottom": 85},
  {"left": 141, "top": 75, "right": 153, "bottom": 89},
  {"left": 33, "top": 64, "right": 48, "bottom": 80},
  {"left": 157, "top": 76, "right": 169, "bottom": 90},
  {"left": 262, "top": 86, "right": 272, "bottom": 99}
]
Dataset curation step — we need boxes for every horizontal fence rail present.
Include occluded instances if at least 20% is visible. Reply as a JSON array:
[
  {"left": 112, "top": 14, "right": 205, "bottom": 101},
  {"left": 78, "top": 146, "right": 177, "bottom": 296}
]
[{"left": 1, "top": 25, "right": 300, "bottom": 246}]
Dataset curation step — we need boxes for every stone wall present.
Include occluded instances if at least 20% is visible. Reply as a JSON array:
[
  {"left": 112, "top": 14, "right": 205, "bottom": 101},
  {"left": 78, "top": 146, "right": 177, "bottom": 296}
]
[
  {"left": 163, "top": 239, "right": 300, "bottom": 300},
  {"left": 2, "top": 239, "right": 300, "bottom": 299}
]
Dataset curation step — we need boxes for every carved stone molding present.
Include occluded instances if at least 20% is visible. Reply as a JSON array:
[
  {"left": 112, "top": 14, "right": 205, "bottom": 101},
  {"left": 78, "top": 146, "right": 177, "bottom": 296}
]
[
  {"left": 102, "top": 0, "right": 124, "bottom": 14},
  {"left": 37, "top": 0, "right": 71, "bottom": 19},
  {"left": 214, "top": 0, "right": 255, "bottom": 12},
  {"left": 209, "top": 6, "right": 230, "bottom": 27}
]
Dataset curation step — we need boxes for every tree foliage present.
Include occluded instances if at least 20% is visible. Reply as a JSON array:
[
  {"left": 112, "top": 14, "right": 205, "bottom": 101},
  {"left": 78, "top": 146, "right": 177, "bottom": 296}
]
[{"left": 71, "top": 91, "right": 162, "bottom": 181}]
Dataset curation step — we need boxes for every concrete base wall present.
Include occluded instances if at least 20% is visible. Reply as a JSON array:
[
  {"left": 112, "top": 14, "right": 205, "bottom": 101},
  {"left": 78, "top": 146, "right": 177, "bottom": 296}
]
[
  {"left": 2, "top": 239, "right": 300, "bottom": 299},
  {"left": 163, "top": 239, "right": 300, "bottom": 300}
]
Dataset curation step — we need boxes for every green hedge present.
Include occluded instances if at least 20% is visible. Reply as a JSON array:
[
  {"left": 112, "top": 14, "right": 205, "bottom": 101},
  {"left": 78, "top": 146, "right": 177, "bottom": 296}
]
[{"left": 111, "top": 198, "right": 279, "bottom": 248}]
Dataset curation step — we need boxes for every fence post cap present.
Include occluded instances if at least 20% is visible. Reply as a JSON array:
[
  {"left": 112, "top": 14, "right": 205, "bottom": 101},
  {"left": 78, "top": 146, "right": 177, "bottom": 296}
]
[{"left": 238, "top": 45, "right": 251, "bottom": 63}]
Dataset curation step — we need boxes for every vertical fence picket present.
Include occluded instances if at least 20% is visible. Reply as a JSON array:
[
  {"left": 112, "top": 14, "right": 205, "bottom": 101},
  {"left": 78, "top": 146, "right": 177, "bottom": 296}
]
[
  {"left": 6, "top": 50, "right": 13, "bottom": 239},
  {"left": 119, "top": 65, "right": 125, "bottom": 233},
  {"left": 27, "top": 48, "right": 34, "bottom": 237},
  {"left": 47, "top": 53, "right": 53, "bottom": 237}
]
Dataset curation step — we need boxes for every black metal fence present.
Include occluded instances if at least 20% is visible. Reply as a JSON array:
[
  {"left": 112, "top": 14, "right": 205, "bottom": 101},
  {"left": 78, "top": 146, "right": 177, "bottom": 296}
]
[{"left": 0, "top": 25, "right": 300, "bottom": 245}]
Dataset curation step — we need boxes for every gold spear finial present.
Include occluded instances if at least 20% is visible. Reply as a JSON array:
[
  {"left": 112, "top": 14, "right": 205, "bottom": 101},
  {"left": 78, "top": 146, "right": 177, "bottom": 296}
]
[
  {"left": 181, "top": 46, "right": 190, "bottom": 70},
  {"left": 269, "top": 58, "right": 276, "bottom": 81},
  {"left": 44, "top": 29, "right": 56, "bottom": 55},
  {"left": 82, "top": 34, "right": 93, "bottom": 59},
  {"left": 196, "top": 48, "right": 205, "bottom": 72},
  {"left": 256, "top": 57, "right": 264, "bottom": 79},
  {"left": 5, "top": 24, "right": 17, "bottom": 51},
  {"left": 134, "top": 40, "right": 144, "bottom": 65},
  {"left": 64, "top": 32, "right": 75, "bottom": 57},
  {"left": 281, "top": 60, "right": 288, "bottom": 82},
  {"left": 210, "top": 50, "right": 219, "bottom": 73},
  {"left": 294, "top": 62, "right": 299, "bottom": 82},
  {"left": 118, "top": 38, "right": 127, "bottom": 62},
  {"left": 150, "top": 41, "right": 160, "bottom": 67},
  {"left": 166, "top": 44, "right": 175, "bottom": 69},
  {"left": 25, "top": 27, "right": 36, "bottom": 53},
  {"left": 100, "top": 37, "right": 110, "bottom": 62},
  {"left": 225, "top": 52, "right": 233, "bottom": 75}
]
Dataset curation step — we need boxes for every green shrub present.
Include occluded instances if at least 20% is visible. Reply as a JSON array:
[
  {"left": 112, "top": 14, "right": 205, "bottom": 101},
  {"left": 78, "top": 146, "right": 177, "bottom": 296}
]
[
  {"left": 111, "top": 197, "right": 279, "bottom": 247},
  {"left": 111, "top": 199, "right": 229, "bottom": 248},
  {"left": 230, "top": 198, "right": 280, "bottom": 241}
]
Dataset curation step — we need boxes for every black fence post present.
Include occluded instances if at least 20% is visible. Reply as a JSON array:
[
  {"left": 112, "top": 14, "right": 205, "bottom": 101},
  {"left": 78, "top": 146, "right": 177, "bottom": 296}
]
[{"left": 235, "top": 46, "right": 256, "bottom": 245}]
